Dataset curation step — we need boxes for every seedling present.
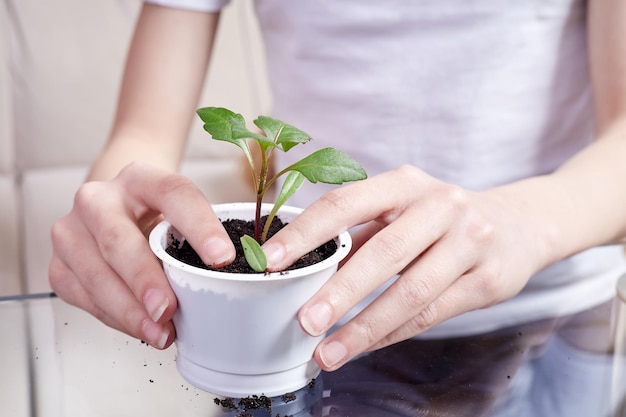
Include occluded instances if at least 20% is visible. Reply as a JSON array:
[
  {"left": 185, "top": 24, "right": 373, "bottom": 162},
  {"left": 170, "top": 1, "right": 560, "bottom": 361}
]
[{"left": 197, "top": 107, "right": 367, "bottom": 272}]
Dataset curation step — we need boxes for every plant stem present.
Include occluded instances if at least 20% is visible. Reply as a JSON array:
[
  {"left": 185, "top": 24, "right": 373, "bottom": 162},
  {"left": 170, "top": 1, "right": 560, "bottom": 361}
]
[
  {"left": 254, "top": 194, "right": 263, "bottom": 242},
  {"left": 254, "top": 128, "right": 282, "bottom": 243}
]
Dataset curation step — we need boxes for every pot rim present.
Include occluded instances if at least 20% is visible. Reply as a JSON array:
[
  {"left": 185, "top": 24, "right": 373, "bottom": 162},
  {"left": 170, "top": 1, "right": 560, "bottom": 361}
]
[{"left": 149, "top": 202, "right": 352, "bottom": 282}]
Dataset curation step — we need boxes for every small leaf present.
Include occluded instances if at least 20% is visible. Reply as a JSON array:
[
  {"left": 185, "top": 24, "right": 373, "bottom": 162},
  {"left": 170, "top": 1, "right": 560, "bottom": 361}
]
[
  {"left": 240, "top": 234, "right": 267, "bottom": 273},
  {"left": 285, "top": 148, "right": 367, "bottom": 184},
  {"left": 253, "top": 116, "right": 311, "bottom": 152}
]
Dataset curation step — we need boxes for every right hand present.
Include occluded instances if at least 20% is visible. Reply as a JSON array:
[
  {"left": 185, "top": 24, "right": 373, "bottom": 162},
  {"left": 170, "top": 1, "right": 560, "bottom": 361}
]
[{"left": 49, "top": 162, "right": 235, "bottom": 349}]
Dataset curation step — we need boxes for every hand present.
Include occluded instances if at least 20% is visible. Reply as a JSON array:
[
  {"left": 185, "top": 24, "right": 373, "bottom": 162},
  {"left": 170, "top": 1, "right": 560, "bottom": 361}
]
[
  {"left": 49, "top": 162, "right": 235, "bottom": 349},
  {"left": 262, "top": 165, "right": 556, "bottom": 371}
]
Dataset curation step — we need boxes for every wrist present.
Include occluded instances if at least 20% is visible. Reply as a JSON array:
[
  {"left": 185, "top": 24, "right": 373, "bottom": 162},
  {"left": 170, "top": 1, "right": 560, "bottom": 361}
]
[{"left": 484, "top": 175, "right": 569, "bottom": 273}]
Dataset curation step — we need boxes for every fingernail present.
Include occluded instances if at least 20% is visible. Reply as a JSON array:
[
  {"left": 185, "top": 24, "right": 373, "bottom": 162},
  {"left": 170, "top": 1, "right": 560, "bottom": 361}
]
[
  {"left": 142, "top": 319, "right": 170, "bottom": 350},
  {"left": 262, "top": 242, "right": 285, "bottom": 268},
  {"left": 204, "top": 237, "right": 233, "bottom": 266},
  {"left": 300, "top": 303, "right": 332, "bottom": 336},
  {"left": 144, "top": 290, "right": 169, "bottom": 323},
  {"left": 319, "top": 341, "right": 347, "bottom": 369}
]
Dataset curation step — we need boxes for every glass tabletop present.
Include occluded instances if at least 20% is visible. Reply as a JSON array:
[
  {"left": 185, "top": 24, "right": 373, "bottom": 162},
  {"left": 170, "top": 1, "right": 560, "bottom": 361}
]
[{"left": 1, "top": 276, "right": 626, "bottom": 417}]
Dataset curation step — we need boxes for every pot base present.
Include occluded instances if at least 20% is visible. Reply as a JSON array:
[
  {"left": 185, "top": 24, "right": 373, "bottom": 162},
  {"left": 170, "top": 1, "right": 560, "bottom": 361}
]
[{"left": 176, "top": 353, "right": 322, "bottom": 398}]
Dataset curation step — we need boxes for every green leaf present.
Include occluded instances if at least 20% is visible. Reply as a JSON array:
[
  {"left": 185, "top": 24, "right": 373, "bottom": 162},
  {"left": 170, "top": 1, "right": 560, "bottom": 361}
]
[
  {"left": 240, "top": 234, "right": 267, "bottom": 273},
  {"left": 197, "top": 107, "right": 274, "bottom": 180},
  {"left": 197, "top": 107, "right": 268, "bottom": 142},
  {"left": 253, "top": 116, "right": 311, "bottom": 152},
  {"left": 274, "top": 171, "right": 306, "bottom": 209},
  {"left": 285, "top": 148, "right": 368, "bottom": 184},
  {"left": 196, "top": 107, "right": 270, "bottom": 158},
  {"left": 261, "top": 171, "right": 305, "bottom": 242}
]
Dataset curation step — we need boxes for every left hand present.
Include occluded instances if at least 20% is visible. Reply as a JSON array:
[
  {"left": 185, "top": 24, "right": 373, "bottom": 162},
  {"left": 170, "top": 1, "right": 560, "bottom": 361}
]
[{"left": 262, "top": 165, "right": 557, "bottom": 371}]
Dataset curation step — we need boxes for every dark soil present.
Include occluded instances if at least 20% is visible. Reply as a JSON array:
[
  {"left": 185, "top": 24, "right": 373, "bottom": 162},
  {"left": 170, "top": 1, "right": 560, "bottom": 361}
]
[
  {"left": 212, "top": 379, "right": 318, "bottom": 417},
  {"left": 166, "top": 216, "right": 338, "bottom": 274}
]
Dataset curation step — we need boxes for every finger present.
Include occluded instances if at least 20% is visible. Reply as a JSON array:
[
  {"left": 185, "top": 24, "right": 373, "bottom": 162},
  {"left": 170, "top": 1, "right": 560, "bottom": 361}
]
[
  {"left": 49, "top": 255, "right": 118, "bottom": 329},
  {"left": 314, "top": 275, "right": 491, "bottom": 371},
  {"left": 72, "top": 182, "right": 177, "bottom": 325},
  {"left": 117, "top": 163, "right": 235, "bottom": 267},
  {"left": 308, "top": 229, "right": 481, "bottom": 371},
  {"left": 263, "top": 166, "right": 428, "bottom": 271},
  {"left": 368, "top": 266, "right": 514, "bottom": 351},
  {"left": 312, "top": 233, "right": 480, "bottom": 370},
  {"left": 50, "top": 256, "right": 175, "bottom": 347},
  {"left": 339, "top": 221, "right": 386, "bottom": 267},
  {"left": 50, "top": 214, "right": 173, "bottom": 349},
  {"left": 297, "top": 186, "right": 460, "bottom": 338},
  {"left": 370, "top": 260, "right": 523, "bottom": 350}
]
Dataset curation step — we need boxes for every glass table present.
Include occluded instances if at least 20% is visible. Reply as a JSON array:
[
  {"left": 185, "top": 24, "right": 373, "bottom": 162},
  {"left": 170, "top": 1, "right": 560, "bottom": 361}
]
[{"left": 2, "top": 275, "right": 626, "bottom": 417}]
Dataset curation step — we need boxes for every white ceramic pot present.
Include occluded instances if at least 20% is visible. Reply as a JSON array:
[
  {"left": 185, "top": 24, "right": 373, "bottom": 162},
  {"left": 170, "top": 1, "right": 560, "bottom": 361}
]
[{"left": 149, "top": 203, "right": 352, "bottom": 398}]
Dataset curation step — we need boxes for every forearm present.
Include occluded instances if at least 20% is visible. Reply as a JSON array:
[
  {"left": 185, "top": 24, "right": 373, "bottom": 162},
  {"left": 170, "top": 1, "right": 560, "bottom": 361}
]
[
  {"left": 552, "top": 0, "right": 626, "bottom": 256},
  {"left": 490, "top": 121, "right": 626, "bottom": 274},
  {"left": 88, "top": 3, "right": 220, "bottom": 181},
  {"left": 87, "top": 132, "right": 181, "bottom": 181},
  {"left": 490, "top": 0, "right": 626, "bottom": 270},
  {"left": 552, "top": 120, "right": 626, "bottom": 248}
]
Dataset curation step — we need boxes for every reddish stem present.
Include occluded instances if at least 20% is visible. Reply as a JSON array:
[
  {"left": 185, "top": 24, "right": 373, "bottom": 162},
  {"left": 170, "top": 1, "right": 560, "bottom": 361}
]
[{"left": 254, "top": 195, "right": 263, "bottom": 243}]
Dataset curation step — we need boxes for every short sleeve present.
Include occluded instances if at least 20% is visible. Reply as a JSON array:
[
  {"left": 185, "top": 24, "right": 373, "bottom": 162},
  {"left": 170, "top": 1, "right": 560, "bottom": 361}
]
[{"left": 143, "top": 0, "right": 230, "bottom": 13}]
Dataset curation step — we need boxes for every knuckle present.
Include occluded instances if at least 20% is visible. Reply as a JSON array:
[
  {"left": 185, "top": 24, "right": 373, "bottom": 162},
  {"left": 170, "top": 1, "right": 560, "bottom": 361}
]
[
  {"left": 49, "top": 218, "right": 69, "bottom": 247},
  {"left": 318, "top": 189, "right": 352, "bottom": 213},
  {"left": 73, "top": 182, "right": 101, "bottom": 211},
  {"left": 98, "top": 225, "right": 127, "bottom": 257},
  {"left": 410, "top": 302, "right": 439, "bottom": 333},
  {"left": 121, "top": 305, "right": 146, "bottom": 335},
  {"left": 472, "top": 265, "right": 505, "bottom": 303},
  {"left": 374, "top": 231, "right": 411, "bottom": 268},
  {"left": 155, "top": 174, "right": 195, "bottom": 198},
  {"left": 332, "top": 277, "right": 363, "bottom": 307},
  {"left": 48, "top": 259, "right": 69, "bottom": 291},
  {"left": 394, "top": 164, "right": 421, "bottom": 180},
  {"left": 82, "top": 268, "right": 106, "bottom": 294},
  {"left": 397, "top": 278, "right": 433, "bottom": 311},
  {"left": 127, "top": 259, "right": 160, "bottom": 297},
  {"left": 351, "top": 316, "right": 380, "bottom": 348},
  {"left": 441, "top": 184, "right": 470, "bottom": 212},
  {"left": 423, "top": 183, "right": 473, "bottom": 224},
  {"left": 434, "top": 185, "right": 497, "bottom": 247},
  {"left": 468, "top": 217, "right": 495, "bottom": 245}
]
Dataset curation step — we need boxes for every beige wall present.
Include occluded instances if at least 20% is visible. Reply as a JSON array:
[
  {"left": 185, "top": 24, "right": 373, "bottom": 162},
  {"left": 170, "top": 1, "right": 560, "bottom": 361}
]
[
  {"left": 1, "top": 0, "right": 271, "bottom": 295},
  {"left": 1, "top": 0, "right": 22, "bottom": 296}
]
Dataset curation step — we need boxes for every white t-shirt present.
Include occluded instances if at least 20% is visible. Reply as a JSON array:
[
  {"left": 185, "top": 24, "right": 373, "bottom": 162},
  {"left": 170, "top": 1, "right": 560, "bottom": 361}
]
[{"left": 145, "top": 0, "right": 626, "bottom": 337}]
